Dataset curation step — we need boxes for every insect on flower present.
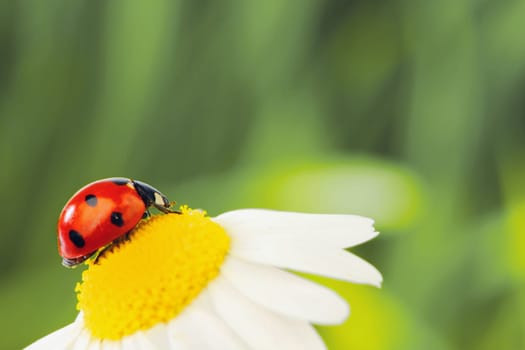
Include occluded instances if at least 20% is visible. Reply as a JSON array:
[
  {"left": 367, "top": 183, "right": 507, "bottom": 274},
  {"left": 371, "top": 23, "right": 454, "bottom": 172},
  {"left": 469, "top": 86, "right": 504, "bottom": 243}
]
[
  {"left": 28, "top": 178, "right": 382, "bottom": 350},
  {"left": 57, "top": 177, "right": 177, "bottom": 267}
]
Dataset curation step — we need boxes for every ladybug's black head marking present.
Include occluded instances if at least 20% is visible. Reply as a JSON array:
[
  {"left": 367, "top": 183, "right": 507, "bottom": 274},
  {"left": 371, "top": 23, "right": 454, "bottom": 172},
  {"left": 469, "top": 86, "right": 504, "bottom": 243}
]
[
  {"left": 85, "top": 194, "right": 98, "bottom": 207},
  {"left": 132, "top": 180, "right": 172, "bottom": 212},
  {"left": 110, "top": 212, "right": 124, "bottom": 227},
  {"left": 69, "top": 230, "right": 85, "bottom": 248},
  {"left": 111, "top": 178, "right": 130, "bottom": 186}
]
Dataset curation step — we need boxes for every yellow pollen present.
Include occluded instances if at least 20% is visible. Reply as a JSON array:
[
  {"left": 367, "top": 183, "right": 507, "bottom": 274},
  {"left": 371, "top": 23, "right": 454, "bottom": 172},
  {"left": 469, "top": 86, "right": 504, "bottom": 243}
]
[{"left": 76, "top": 206, "right": 230, "bottom": 340}]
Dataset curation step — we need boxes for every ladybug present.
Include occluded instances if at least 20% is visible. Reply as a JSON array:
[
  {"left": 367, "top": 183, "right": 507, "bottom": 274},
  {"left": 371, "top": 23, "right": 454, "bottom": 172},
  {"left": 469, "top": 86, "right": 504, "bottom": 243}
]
[{"left": 58, "top": 177, "right": 176, "bottom": 268}]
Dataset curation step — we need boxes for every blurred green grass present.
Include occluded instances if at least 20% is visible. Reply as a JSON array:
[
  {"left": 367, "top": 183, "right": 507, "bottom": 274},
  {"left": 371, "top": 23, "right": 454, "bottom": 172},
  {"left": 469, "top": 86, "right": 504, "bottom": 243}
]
[{"left": 1, "top": 0, "right": 524, "bottom": 349}]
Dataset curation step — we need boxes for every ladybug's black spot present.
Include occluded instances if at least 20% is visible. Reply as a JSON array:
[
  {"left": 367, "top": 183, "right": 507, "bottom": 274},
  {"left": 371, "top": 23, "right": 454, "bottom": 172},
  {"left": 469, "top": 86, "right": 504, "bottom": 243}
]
[
  {"left": 112, "top": 178, "right": 129, "bottom": 186},
  {"left": 69, "top": 230, "right": 85, "bottom": 248},
  {"left": 111, "top": 212, "right": 124, "bottom": 227},
  {"left": 85, "top": 194, "right": 98, "bottom": 207}
]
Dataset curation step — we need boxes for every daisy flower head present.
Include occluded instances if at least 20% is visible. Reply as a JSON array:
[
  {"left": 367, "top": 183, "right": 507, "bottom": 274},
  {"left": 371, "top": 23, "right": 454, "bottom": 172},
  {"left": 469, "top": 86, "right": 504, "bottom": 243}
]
[{"left": 27, "top": 206, "right": 382, "bottom": 350}]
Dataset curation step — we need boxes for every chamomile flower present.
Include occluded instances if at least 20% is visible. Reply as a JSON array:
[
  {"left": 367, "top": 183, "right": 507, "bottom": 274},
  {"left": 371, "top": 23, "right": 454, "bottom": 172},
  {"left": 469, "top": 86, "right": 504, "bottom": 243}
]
[{"left": 26, "top": 206, "right": 382, "bottom": 350}]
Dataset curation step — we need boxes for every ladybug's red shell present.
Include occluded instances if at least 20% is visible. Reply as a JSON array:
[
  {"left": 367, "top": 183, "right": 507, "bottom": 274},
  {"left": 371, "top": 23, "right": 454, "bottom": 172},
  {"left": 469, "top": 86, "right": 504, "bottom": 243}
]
[{"left": 58, "top": 178, "right": 146, "bottom": 261}]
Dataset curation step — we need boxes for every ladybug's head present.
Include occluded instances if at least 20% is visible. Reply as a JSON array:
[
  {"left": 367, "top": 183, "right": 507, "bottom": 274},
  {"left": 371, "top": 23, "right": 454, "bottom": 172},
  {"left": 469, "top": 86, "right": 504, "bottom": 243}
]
[{"left": 132, "top": 180, "right": 172, "bottom": 213}]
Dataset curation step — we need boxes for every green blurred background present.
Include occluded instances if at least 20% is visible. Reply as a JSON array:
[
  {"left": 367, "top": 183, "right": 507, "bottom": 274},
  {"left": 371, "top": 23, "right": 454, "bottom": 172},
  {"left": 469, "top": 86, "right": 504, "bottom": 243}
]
[{"left": 1, "top": 0, "right": 524, "bottom": 349}]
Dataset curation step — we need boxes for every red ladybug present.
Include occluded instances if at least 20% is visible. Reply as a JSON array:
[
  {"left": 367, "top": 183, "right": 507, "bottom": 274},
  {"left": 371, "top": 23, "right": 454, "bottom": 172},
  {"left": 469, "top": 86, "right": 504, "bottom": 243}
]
[{"left": 58, "top": 177, "right": 175, "bottom": 267}]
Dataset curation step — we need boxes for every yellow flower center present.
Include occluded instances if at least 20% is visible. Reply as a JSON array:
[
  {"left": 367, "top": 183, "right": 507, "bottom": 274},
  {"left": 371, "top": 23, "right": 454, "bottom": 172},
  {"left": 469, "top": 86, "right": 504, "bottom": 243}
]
[{"left": 75, "top": 207, "right": 230, "bottom": 340}]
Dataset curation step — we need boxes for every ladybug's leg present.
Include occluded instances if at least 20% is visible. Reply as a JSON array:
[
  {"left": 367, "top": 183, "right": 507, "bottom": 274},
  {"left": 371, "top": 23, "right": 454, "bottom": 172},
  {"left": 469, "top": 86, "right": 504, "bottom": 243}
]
[
  {"left": 123, "top": 230, "right": 133, "bottom": 241},
  {"left": 93, "top": 232, "right": 132, "bottom": 264},
  {"left": 93, "top": 245, "right": 113, "bottom": 265},
  {"left": 153, "top": 202, "right": 181, "bottom": 214},
  {"left": 168, "top": 201, "right": 182, "bottom": 214}
]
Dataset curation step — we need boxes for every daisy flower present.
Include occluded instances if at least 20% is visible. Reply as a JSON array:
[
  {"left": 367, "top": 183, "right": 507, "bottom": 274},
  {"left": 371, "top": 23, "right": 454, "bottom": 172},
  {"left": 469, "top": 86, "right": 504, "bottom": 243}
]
[{"left": 26, "top": 206, "right": 382, "bottom": 350}]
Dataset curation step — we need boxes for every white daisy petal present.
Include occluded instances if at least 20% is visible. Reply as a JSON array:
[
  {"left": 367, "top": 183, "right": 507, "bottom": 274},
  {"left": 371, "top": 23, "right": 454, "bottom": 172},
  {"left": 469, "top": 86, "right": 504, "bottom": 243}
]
[
  {"left": 214, "top": 209, "right": 377, "bottom": 248},
  {"left": 72, "top": 329, "right": 93, "bottom": 350},
  {"left": 221, "top": 257, "right": 349, "bottom": 324},
  {"left": 25, "top": 319, "right": 83, "bottom": 350},
  {"left": 121, "top": 331, "right": 172, "bottom": 350},
  {"left": 165, "top": 327, "right": 192, "bottom": 350},
  {"left": 101, "top": 340, "right": 122, "bottom": 350},
  {"left": 28, "top": 207, "right": 382, "bottom": 350},
  {"left": 169, "top": 293, "right": 247, "bottom": 350},
  {"left": 86, "top": 339, "right": 102, "bottom": 350},
  {"left": 141, "top": 323, "right": 173, "bottom": 349},
  {"left": 120, "top": 336, "right": 140, "bottom": 350},
  {"left": 208, "top": 277, "right": 327, "bottom": 350},
  {"left": 231, "top": 242, "right": 382, "bottom": 287},
  {"left": 129, "top": 333, "right": 157, "bottom": 350}
]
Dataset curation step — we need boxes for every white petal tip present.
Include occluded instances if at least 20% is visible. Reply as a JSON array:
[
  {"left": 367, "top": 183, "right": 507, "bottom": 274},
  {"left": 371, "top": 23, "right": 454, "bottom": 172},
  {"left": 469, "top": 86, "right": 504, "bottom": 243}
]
[
  {"left": 331, "top": 302, "right": 351, "bottom": 325},
  {"left": 353, "top": 262, "right": 383, "bottom": 288},
  {"left": 372, "top": 272, "right": 384, "bottom": 287},
  {"left": 370, "top": 274, "right": 383, "bottom": 288}
]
